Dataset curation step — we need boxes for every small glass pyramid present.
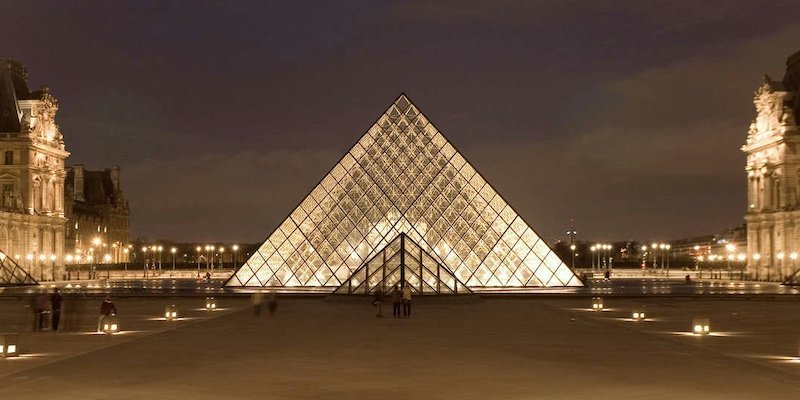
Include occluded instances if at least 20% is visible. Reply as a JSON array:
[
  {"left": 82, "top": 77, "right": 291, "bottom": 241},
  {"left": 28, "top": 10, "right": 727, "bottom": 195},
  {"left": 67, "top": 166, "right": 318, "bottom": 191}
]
[
  {"left": 227, "top": 94, "right": 582, "bottom": 290},
  {"left": 0, "top": 251, "right": 37, "bottom": 286},
  {"left": 334, "top": 233, "right": 470, "bottom": 295}
]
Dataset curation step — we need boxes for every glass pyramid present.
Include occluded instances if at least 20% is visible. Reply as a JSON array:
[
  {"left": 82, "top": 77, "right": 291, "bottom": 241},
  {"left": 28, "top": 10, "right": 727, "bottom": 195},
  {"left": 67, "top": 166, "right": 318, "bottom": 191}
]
[
  {"left": 0, "top": 250, "right": 37, "bottom": 286},
  {"left": 226, "top": 94, "right": 582, "bottom": 290},
  {"left": 333, "top": 233, "right": 470, "bottom": 295}
]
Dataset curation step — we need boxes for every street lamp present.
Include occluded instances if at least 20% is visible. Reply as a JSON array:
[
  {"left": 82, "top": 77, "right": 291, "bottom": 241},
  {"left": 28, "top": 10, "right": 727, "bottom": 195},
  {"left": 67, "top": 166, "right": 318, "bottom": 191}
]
[
  {"left": 123, "top": 248, "right": 129, "bottom": 275},
  {"left": 49, "top": 254, "right": 56, "bottom": 281},
  {"left": 569, "top": 244, "right": 576, "bottom": 272},
  {"left": 170, "top": 247, "right": 177, "bottom": 270},
  {"left": 157, "top": 245, "right": 163, "bottom": 271},
  {"left": 232, "top": 244, "right": 239, "bottom": 268},
  {"left": 753, "top": 253, "right": 761, "bottom": 280},
  {"left": 777, "top": 252, "right": 785, "bottom": 281},
  {"left": 665, "top": 244, "right": 671, "bottom": 277},
  {"left": 38, "top": 254, "right": 45, "bottom": 281},
  {"left": 590, "top": 245, "right": 596, "bottom": 272},
  {"left": 196, "top": 246, "right": 202, "bottom": 277},
  {"left": 103, "top": 254, "right": 112, "bottom": 278},
  {"left": 142, "top": 246, "right": 149, "bottom": 278}
]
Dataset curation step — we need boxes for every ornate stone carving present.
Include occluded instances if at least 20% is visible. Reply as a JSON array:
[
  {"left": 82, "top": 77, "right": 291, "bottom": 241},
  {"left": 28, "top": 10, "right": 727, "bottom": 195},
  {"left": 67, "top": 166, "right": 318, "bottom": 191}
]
[{"left": 30, "top": 88, "right": 65, "bottom": 149}]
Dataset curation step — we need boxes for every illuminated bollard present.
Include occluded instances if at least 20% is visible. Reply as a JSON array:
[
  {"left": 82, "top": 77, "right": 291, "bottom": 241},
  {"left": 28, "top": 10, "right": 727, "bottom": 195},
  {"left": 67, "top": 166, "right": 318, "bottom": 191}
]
[
  {"left": 591, "top": 297, "right": 603, "bottom": 311},
  {"left": 206, "top": 297, "right": 217, "bottom": 311},
  {"left": 692, "top": 317, "right": 710, "bottom": 335},
  {"left": 101, "top": 315, "right": 120, "bottom": 334},
  {"left": 0, "top": 333, "right": 19, "bottom": 358},
  {"left": 631, "top": 310, "right": 646, "bottom": 321},
  {"left": 165, "top": 305, "right": 179, "bottom": 321}
]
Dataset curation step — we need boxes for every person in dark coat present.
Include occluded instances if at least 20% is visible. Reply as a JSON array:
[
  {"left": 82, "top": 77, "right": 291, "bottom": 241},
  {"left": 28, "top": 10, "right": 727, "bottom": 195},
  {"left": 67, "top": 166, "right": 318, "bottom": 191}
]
[
  {"left": 35, "top": 291, "right": 49, "bottom": 330},
  {"left": 373, "top": 289, "right": 384, "bottom": 318},
  {"left": 98, "top": 297, "right": 117, "bottom": 332},
  {"left": 51, "top": 288, "right": 63, "bottom": 332},
  {"left": 392, "top": 285, "right": 402, "bottom": 318}
]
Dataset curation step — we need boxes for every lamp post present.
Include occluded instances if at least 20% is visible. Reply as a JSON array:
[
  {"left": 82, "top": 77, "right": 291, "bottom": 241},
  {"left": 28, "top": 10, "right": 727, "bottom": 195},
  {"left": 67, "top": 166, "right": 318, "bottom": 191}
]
[
  {"left": 142, "top": 246, "right": 148, "bottom": 278},
  {"left": 665, "top": 244, "right": 671, "bottom": 277},
  {"left": 569, "top": 244, "right": 576, "bottom": 272},
  {"left": 171, "top": 247, "right": 177, "bottom": 270},
  {"left": 232, "top": 244, "right": 239, "bottom": 268},
  {"left": 777, "top": 252, "right": 785, "bottom": 281},
  {"left": 123, "top": 248, "right": 129, "bottom": 276},
  {"left": 104, "top": 254, "right": 112, "bottom": 278},
  {"left": 210, "top": 245, "right": 215, "bottom": 270},
  {"left": 753, "top": 253, "right": 761, "bottom": 280},
  {"left": 590, "top": 245, "right": 596, "bottom": 272},
  {"left": 650, "top": 243, "right": 657, "bottom": 274},
  {"left": 49, "top": 254, "right": 56, "bottom": 281},
  {"left": 196, "top": 246, "right": 202, "bottom": 277},
  {"left": 157, "top": 246, "right": 163, "bottom": 271}
]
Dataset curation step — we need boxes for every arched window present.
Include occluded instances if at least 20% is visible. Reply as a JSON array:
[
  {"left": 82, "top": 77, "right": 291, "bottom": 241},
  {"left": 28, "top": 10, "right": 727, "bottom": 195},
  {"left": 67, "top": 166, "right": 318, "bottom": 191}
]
[{"left": 3, "top": 151, "right": 12, "bottom": 165}]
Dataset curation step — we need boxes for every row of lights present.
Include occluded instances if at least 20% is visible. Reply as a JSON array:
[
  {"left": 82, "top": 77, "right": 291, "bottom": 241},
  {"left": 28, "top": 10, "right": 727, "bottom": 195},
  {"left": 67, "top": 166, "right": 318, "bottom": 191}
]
[{"left": 590, "top": 298, "right": 711, "bottom": 335}]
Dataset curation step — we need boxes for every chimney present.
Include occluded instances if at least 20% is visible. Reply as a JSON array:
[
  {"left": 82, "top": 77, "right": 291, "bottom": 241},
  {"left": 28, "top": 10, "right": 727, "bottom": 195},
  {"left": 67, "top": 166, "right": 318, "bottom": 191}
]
[
  {"left": 73, "top": 164, "right": 85, "bottom": 201},
  {"left": 108, "top": 166, "right": 121, "bottom": 193}
]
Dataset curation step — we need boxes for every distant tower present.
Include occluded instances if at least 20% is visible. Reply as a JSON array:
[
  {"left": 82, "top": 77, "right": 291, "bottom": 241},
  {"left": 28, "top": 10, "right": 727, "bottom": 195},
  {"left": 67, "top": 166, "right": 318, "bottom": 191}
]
[
  {"left": 742, "top": 51, "right": 800, "bottom": 281},
  {"left": 0, "top": 59, "right": 69, "bottom": 280}
]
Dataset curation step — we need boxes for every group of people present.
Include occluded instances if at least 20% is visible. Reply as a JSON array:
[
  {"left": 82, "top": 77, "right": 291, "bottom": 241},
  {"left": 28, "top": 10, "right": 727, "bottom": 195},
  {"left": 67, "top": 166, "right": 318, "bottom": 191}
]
[
  {"left": 31, "top": 288, "right": 62, "bottom": 331},
  {"left": 373, "top": 283, "right": 412, "bottom": 318},
  {"left": 30, "top": 289, "right": 119, "bottom": 333}
]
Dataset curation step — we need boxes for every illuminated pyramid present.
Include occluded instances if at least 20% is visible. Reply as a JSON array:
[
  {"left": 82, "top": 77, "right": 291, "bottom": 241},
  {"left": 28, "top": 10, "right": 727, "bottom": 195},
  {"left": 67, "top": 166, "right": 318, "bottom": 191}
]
[
  {"left": 227, "top": 94, "right": 582, "bottom": 290},
  {"left": 0, "top": 250, "right": 37, "bottom": 286}
]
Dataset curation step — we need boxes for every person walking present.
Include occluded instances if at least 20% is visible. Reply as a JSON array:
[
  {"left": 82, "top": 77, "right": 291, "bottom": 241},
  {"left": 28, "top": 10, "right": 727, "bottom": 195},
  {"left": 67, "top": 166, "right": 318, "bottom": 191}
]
[
  {"left": 35, "top": 290, "right": 49, "bottom": 331},
  {"left": 98, "top": 297, "right": 117, "bottom": 332},
  {"left": 51, "top": 288, "right": 63, "bottom": 332},
  {"left": 392, "top": 285, "right": 402, "bottom": 318},
  {"left": 252, "top": 292, "right": 263, "bottom": 317},
  {"left": 402, "top": 283, "right": 412, "bottom": 318},
  {"left": 373, "top": 288, "right": 384, "bottom": 318}
]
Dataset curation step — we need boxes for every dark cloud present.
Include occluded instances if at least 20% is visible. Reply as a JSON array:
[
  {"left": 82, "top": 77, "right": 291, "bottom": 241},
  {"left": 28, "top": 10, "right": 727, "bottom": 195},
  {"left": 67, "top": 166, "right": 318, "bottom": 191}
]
[{"left": 2, "top": 1, "right": 799, "bottom": 242}]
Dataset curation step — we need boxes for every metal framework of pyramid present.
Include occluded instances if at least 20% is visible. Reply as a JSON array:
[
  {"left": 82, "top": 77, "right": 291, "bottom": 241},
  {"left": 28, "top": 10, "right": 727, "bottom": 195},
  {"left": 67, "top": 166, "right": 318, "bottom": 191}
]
[
  {"left": 334, "top": 233, "right": 470, "bottom": 295},
  {"left": 0, "top": 250, "right": 38, "bottom": 286},
  {"left": 226, "top": 94, "right": 582, "bottom": 290}
]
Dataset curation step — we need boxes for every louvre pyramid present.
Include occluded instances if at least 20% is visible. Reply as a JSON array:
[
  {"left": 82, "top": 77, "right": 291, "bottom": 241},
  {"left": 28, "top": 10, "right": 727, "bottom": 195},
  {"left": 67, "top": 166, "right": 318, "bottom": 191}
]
[
  {"left": 334, "top": 233, "right": 470, "bottom": 295},
  {"left": 0, "top": 250, "right": 37, "bottom": 286},
  {"left": 227, "top": 94, "right": 582, "bottom": 290}
]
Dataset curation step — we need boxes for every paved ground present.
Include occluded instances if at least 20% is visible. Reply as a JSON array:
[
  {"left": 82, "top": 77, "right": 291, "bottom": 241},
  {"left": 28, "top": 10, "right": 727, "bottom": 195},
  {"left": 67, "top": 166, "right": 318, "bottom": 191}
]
[{"left": 1, "top": 293, "right": 799, "bottom": 399}]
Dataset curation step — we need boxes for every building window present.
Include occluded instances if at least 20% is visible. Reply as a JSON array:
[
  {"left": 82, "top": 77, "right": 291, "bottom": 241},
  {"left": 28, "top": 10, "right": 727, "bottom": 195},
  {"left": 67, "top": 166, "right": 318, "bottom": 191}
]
[{"left": 3, "top": 151, "right": 12, "bottom": 165}]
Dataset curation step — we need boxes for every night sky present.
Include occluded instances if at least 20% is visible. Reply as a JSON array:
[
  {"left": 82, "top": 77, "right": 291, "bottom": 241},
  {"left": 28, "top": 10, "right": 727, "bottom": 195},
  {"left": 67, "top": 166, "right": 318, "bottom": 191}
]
[{"left": 4, "top": 1, "right": 800, "bottom": 243}]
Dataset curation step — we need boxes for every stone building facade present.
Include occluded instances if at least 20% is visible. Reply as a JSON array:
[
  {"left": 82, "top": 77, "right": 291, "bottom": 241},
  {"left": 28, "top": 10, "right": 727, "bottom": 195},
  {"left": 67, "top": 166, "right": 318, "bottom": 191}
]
[
  {"left": 64, "top": 165, "right": 130, "bottom": 263},
  {"left": 0, "top": 59, "right": 69, "bottom": 281},
  {"left": 743, "top": 51, "right": 800, "bottom": 280}
]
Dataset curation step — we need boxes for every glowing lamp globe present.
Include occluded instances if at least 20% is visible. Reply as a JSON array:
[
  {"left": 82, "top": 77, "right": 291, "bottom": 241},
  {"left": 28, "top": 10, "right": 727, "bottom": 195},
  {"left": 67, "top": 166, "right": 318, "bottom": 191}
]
[
  {"left": 692, "top": 317, "right": 710, "bottom": 335},
  {"left": 101, "top": 315, "right": 120, "bottom": 334},
  {"left": 591, "top": 297, "right": 603, "bottom": 311},
  {"left": 206, "top": 297, "right": 217, "bottom": 311},
  {"left": 165, "top": 305, "right": 179, "bottom": 321},
  {"left": 0, "top": 333, "right": 19, "bottom": 358}
]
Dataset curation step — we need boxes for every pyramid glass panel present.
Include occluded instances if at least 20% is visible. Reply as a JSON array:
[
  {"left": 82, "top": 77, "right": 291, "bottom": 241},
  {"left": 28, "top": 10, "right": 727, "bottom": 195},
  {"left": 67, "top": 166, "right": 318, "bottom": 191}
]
[
  {"left": 226, "top": 94, "right": 582, "bottom": 290},
  {"left": 0, "top": 250, "right": 37, "bottom": 286}
]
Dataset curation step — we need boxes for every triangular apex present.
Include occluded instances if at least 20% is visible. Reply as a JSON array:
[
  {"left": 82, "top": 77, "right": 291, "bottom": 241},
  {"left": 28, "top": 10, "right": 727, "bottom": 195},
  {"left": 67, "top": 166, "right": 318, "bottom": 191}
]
[
  {"left": 0, "top": 250, "right": 38, "bottom": 286},
  {"left": 334, "top": 233, "right": 471, "bottom": 295},
  {"left": 226, "top": 94, "right": 582, "bottom": 290}
]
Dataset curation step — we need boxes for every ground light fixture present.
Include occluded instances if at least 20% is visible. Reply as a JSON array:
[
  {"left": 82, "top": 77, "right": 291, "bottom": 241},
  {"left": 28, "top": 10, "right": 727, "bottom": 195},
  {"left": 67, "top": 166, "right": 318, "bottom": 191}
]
[
  {"left": 591, "top": 297, "right": 603, "bottom": 311},
  {"left": 165, "top": 305, "right": 179, "bottom": 321},
  {"left": 206, "top": 297, "right": 217, "bottom": 311},
  {"left": 0, "top": 333, "right": 19, "bottom": 358},
  {"left": 692, "top": 317, "right": 710, "bottom": 335},
  {"left": 101, "top": 315, "right": 120, "bottom": 334},
  {"left": 632, "top": 310, "right": 646, "bottom": 321}
]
